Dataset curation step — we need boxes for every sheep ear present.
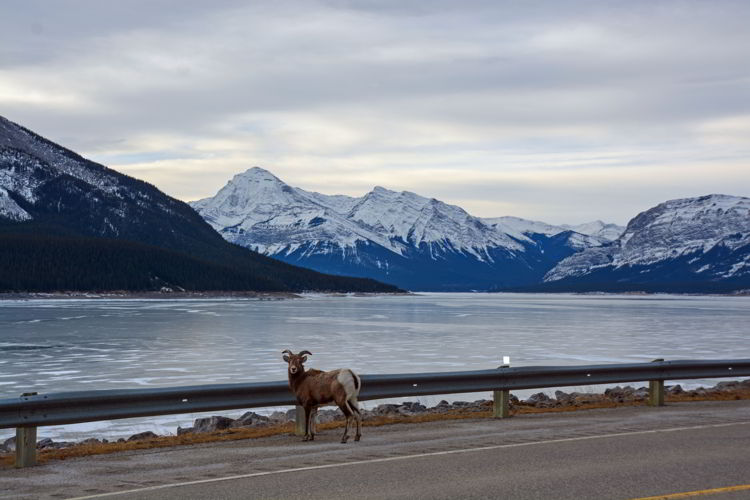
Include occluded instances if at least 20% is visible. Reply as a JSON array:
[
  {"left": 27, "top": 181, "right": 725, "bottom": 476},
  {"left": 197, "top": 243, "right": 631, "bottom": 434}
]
[
  {"left": 301, "top": 356, "right": 307, "bottom": 363},
  {"left": 283, "top": 355, "right": 290, "bottom": 362}
]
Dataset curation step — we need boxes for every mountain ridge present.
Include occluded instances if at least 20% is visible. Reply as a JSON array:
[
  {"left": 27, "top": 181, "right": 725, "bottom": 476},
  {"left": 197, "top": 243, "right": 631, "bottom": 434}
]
[
  {"left": 190, "top": 167, "right": 624, "bottom": 291},
  {"left": 542, "top": 194, "right": 750, "bottom": 291},
  {"left": 0, "top": 116, "right": 400, "bottom": 293}
]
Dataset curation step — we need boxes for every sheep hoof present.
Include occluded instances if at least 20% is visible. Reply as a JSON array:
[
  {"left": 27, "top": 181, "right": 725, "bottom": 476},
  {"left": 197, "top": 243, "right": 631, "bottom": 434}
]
[
  {"left": 354, "top": 435, "right": 361, "bottom": 442},
  {"left": 340, "top": 437, "right": 349, "bottom": 444}
]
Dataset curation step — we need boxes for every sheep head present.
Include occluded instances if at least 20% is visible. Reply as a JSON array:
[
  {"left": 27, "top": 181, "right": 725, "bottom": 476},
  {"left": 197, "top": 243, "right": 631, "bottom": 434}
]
[{"left": 282, "top": 349, "right": 312, "bottom": 375}]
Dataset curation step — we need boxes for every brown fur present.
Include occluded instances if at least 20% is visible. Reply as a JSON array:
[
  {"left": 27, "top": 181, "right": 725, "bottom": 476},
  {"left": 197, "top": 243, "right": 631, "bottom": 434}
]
[{"left": 283, "top": 350, "right": 362, "bottom": 443}]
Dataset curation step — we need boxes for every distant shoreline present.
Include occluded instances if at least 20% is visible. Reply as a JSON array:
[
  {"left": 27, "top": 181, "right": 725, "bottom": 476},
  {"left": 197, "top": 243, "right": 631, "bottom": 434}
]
[
  {"left": 0, "top": 290, "right": 414, "bottom": 300},
  {"left": 0, "top": 290, "right": 744, "bottom": 300},
  {"left": 0, "top": 291, "right": 302, "bottom": 300}
]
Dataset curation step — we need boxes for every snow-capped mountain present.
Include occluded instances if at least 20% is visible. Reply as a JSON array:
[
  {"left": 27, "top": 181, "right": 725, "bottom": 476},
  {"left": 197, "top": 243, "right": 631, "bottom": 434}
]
[
  {"left": 544, "top": 194, "right": 750, "bottom": 292},
  {"left": 561, "top": 221, "right": 625, "bottom": 241},
  {"left": 190, "top": 168, "right": 395, "bottom": 256},
  {"left": 482, "top": 216, "right": 608, "bottom": 250},
  {"left": 0, "top": 115, "right": 398, "bottom": 293},
  {"left": 191, "top": 167, "right": 620, "bottom": 291}
]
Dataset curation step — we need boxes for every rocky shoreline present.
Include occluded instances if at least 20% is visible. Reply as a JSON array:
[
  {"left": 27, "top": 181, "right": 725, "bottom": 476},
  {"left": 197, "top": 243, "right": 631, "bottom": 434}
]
[{"left": 2, "top": 379, "right": 748, "bottom": 455}]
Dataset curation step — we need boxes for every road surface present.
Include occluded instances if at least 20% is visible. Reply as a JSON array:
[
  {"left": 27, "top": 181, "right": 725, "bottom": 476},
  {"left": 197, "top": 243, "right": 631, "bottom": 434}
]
[{"left": 1, "top": 400, "right": 749, "bottom": 500}]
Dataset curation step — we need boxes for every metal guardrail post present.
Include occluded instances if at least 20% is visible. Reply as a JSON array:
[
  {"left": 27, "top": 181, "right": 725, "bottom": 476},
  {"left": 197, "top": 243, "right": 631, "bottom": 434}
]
[
  {"left": 649, "top": 359, "right": 665, "bottom": 407},
  {"left": 494, "top": 363, "right": 511, "bottom": 418},
  {"left": 493, "top": 390, "right": 510, "bottom": 418},
  {"left": 15, "top": 425, "right": 37, "bottom": 468},
  {"left": 649, "top": 380, "right": 665, "bottom": 407},
  {"left": 15, "top": 392, "right": 39, "bottom": 468},
  {"left": 294, "top": 405, "right": 306, "bottom": 436}
]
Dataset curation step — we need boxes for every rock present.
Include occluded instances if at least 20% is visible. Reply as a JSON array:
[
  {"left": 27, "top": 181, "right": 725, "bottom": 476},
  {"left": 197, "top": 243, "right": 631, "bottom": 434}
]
[
  {"left": 373, "top": 404, "right": 400, "bottom": 415},
  {"left": 269, "top": 410, "right": 293, "bottom": 423},
  {"left": 232, "top": 411, "right": 271, "bottom": 428},
  {"left": 79, "top": 438, "right": 103, "bottom": 445},
  {"left": 525, "top": 392, "right": 553, "bottom": 404},
  {"left": 461, "top": 400, "right": 489, "bottom": 412},
  {"left": 400, "top": 402, "right": 428, "bottom": 413},
  {"left": 605, "top": 386, "right": 625, "bottom": 399},
  {"left": 316, "top": 409, "right": 343, "bottom": 424},
  {"left": 49, "top": 441, "right": 74, "bottom": 449},
  {"left": 176, "top": 426, "right": 194, "bottom": 436},
  {"left": 3, "top": 436, "right": 16, "bottom": 452},
  {"left": 714, "top": 381, "right": 741, "bottom": 392},
  {"left": 633, "top": 387, "right": 649, "bottom": 400},
  {"left": 127, "top": 431, "right": 159, "bottom": 442},
  {"left": 36, "top": 438, "right": 54, "bottom": 449},
  {"left": 193, "top": 416, "right": 235, "bottom": 433},
  {"left": 436, "top": 400, "right": 450, "bottom": 408},
  {"left": 605, "top": 386, "right": 642, "bottom": 401},
  {"left": 667, "top": 384, "right": 684, "bottom": 395},
  {"left": 359, "top": 409, "right": 376, "bottom": 421},
  {"left": 555, "top": 390, "right": 571, "bottom": 403},
  {"left": 572, "top": 393, "right": 606, "bottom": 405}
]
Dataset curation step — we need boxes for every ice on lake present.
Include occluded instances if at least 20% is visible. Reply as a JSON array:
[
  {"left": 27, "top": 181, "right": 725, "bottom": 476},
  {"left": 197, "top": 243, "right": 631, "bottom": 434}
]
[{"left": 1, "top": 292, "right": 749, "bottom": 441}]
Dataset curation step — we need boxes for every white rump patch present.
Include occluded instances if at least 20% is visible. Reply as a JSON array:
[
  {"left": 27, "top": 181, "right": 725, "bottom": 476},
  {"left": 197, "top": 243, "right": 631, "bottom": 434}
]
[{"left": 336, "top": 369, "right": 360, "bottom": 399}]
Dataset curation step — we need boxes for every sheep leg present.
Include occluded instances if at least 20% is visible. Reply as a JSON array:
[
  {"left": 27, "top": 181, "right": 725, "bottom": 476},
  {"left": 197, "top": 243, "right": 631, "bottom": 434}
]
[
  {"left": 308, "top": 405, "right": 316, "bottom": 441},
  {"left": 341, "top": 415, "right": 351, "bottom": 444},
  {"left": 339, "top": 401, "right": 353, "bottom": 443},
  {"left": 301, "top": 405, "right": 309, "bottom": 441},
  {"left": 303, "top": 405, "right": 314, "bottom": 441},
  {"left": 349, "top": 399, "right": 362, "bottom": 441}
]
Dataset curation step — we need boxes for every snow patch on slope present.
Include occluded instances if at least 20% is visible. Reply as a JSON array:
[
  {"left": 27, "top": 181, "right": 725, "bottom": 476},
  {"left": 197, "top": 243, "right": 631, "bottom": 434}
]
[
  {"left": 0, "top": 116, "right": 122, "bottom": 196},
  {"left": 562, "top": 220, "right": 625, "bottom": 241},
  {"left": 0, "top": 187, "right": 31, "bottom": 221}
]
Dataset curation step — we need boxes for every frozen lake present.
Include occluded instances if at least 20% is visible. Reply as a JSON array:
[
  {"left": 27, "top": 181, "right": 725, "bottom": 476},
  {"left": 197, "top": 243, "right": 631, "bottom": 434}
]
[{"left": 1, "top": 293, "right": 749, "bottom": 441}]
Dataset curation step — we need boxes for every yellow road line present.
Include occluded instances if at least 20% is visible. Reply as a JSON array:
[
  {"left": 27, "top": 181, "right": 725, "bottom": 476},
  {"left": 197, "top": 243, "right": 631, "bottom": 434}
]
[{"left": 631, "top": 484, "right": 750, "bottom": 499}]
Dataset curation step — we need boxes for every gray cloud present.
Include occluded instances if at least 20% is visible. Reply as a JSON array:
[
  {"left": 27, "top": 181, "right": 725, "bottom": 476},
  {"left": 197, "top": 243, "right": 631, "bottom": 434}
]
[{"left": 1, "top": 0, "right": 749, "bottom": 224}]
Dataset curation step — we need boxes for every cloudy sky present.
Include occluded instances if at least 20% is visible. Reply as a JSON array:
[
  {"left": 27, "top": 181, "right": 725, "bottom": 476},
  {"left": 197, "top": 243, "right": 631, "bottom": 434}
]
[{"left": 2, "top": 0, "right": 749, "bottom": 224}]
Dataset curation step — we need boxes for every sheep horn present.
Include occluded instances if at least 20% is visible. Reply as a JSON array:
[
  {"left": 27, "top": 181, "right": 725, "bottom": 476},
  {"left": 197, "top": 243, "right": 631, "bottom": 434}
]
[
  {"left": 298, "top": 350, "right": 312, "bottom": 357},
  {"left": 282, "top": 349, "right": 293, "bottom": 356}
]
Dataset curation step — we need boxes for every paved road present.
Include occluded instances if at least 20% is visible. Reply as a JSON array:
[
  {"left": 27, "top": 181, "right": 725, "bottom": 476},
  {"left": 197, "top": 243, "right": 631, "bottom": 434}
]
[{"left": 2, "top": 400, "right": 749, "bottom": 500}]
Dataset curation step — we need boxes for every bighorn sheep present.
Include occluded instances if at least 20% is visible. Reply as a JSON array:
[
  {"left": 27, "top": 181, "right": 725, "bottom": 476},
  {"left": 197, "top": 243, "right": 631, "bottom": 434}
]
[{"left": 282, "top": 349, "right": 362, "bottom": 443}]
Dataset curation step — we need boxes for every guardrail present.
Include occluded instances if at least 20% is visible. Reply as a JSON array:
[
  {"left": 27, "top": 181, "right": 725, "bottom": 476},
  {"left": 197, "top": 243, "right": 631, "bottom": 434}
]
[{"left": 2, "top": 358, "right": 749, "bottom": 468}]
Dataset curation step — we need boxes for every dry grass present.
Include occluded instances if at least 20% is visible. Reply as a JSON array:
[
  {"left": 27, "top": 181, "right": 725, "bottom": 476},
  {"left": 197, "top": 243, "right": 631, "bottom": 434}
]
[
  {"left": 668, "top": 388, "right": 750, "bottom": 402},
  {"left": 2, "top": 389, "right": 748, "bottom": 468}
]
